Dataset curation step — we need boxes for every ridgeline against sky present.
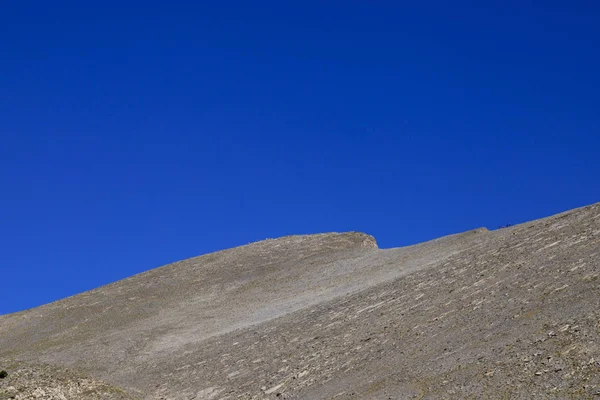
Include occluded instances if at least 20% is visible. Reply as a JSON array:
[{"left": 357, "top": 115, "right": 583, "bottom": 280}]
[{"left": 1, "top": 1, "right": 599, "bottom": 314}]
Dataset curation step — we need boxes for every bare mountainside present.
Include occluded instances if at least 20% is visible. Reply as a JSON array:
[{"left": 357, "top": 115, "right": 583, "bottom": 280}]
[{"left": 1, "top": 202, "right": 599, "bottom": 399}]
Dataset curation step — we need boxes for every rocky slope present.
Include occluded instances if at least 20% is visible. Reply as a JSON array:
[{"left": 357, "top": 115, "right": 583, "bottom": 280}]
[
  {"left": 0, "top": 358, "right": 136, "bottom": 400},
  {"left": 1, "top": 202, "right": 599, "bottom": 399}
]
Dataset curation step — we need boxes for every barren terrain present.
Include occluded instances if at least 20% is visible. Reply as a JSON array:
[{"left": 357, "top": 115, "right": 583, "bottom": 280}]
[{"left": 1, "top": 202, "right": 599, "bottom": 399}]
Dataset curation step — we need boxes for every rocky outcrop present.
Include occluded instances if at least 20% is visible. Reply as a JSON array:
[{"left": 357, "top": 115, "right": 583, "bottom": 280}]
[{"left": 0, "top": 359, "right": 137, "bottom": 400}]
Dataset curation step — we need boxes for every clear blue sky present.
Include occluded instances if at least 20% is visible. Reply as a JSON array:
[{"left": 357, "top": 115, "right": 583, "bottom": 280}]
[{"left": 1, "top": 1, "right": 599, "bottom": 314}]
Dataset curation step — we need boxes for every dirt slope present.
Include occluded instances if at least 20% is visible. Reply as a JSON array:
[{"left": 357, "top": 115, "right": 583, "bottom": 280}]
[{"left": 1, "top": 202, "right": 599, "bottom": 399}]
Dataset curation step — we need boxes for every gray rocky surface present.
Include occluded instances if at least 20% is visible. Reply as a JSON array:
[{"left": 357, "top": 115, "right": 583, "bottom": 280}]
[
  {"left": 0, "top": 358, "right": 136, "bottom": 400},
  {"left": 1, "top": 202, "right": 599, "bottom": 399}
]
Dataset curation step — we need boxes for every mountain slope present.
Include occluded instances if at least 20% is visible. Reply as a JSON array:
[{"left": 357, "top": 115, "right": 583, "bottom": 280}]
[
  {"left": 0, "top": 358, "right": 137, "bottom": 400},
  {"left": 1, "top": 202, "right": 599, "bottom": 399}
]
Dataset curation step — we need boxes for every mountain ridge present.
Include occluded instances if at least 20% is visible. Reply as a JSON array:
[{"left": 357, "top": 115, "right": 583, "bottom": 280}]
[{"left": 2, "top": 202, "right": 599, "bottom": 399}]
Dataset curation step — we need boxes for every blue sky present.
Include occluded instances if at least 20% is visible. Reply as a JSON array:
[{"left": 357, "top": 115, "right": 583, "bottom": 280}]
[{"left": 1, "top": 1, "right": 599, "bottom": 314}]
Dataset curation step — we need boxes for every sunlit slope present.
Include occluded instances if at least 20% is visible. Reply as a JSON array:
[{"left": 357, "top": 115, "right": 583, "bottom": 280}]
[{"left": 1, "top": 202, "right": 598, "bottom": 399}]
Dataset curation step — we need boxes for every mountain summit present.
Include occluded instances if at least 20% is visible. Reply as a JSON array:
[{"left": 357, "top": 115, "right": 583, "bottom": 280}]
[{"left": 1, "top": 203, "right": 599, "bottom": 399}]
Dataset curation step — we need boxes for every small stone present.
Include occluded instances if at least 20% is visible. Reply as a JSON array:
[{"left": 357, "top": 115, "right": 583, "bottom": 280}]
[
  {"left": 0, "top": 370, "right": 7, "bottom": 378},
  {"left": 559, "top": 324, "right": 570, "bottom": 332}
]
